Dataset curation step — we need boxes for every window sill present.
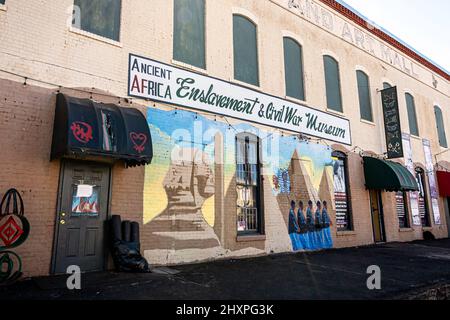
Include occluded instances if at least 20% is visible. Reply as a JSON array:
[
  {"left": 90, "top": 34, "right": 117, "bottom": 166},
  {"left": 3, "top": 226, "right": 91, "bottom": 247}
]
[
  {"left": 410, "top": 134, "right": 421, "bottom": 140},
  {"left": 337, "top": 230, "right": 356, "bottom": 236},
  {"left": 422, "top": 226, "right": 433, "bottom": 231},
  {"left": 236, "top": 234, "right": 266, "bottom": 242},
  {"left": 0, "top": 5, "right": 6, "bottom": 11},
  {"left": 284, "top": 95, "right": 307, "bottom": 106},
  {"left": 360, "top": 119, "right": 376, "bottom": 126},
  {"left": 69, "top": 26, "right": 123, "bottom": 48},
  {"left": 231, "top": 78, "right": 261, "bottom": 92},
  {"left": 326, "top": 108, "right": 345, "bottom": 117},
  {"left": 171, "top": 59, "right": 207, "bottom": 75},
  {"left": 399, "top": 228, "right": 413, "bottom": 232}
]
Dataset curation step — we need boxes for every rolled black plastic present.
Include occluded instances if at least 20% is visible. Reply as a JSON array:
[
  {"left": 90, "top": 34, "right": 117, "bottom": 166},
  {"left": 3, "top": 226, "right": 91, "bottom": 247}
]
[
  {"left": 122, "top": 220, "right": 131, "bottom": 242},
  {"left": 131, "top": 222, "right": 140, "bottom": 243},
  {"left": 111, "top": 215, "right": 122, "bottom": 242}
]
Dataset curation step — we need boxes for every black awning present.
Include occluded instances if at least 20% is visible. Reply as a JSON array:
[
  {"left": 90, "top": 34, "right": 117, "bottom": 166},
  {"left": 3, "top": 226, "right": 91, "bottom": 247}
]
[
  {"left": 51, "top": 93, "right": 152, "bottom": 166},
  {"left": 363, "top": 157, "right": 419, "bottom": 192}
]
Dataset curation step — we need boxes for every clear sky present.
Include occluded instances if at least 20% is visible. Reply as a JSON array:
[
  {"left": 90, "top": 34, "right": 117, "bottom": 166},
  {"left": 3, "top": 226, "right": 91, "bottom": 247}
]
[{"left": 340, "top": 0, "right": 450, "bottom": 73}]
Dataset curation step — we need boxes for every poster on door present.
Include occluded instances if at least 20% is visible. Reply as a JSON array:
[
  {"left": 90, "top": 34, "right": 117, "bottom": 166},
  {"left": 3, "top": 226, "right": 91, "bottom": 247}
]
[
  {"left": 71, "top": 185, "right": 100, "bottom": 216},
  {"left": 402, "top": 133, "right": 421, "bottom": 226},
  {"left": 423, "top": 139, "right": 441, "bottom": 225}
]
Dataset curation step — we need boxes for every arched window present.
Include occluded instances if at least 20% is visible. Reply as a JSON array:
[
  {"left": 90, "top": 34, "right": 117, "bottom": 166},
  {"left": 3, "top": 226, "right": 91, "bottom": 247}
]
[
  {"left": 405, "top": 93, "right": 419, "bottom": 136},
  {"left": 332, "top": 151, "right": 352, "bottom": 231},
  {"left": 356, "top": 70, "right": 373, "bottom": 122},
  {"left": 233, "top": 15, "right": 259, "bottom": 86},
  {"left": 434, "top": 105, "right": 448, "bottom": 148},
  {"left": 283, "top": 37, "right": 305, "bottom": 101},
  {"left": 323, "top": 55, "right": 343, "bottom": 112},
  {"left": 173, "top": 0, "right": 206, "bottom": 69},
  {"left": 416, "top": 168, "right": 431, "bottom": 227},
  {"left": 73, "top": 0, "right": 122, "bottom": 41},
  {"left": 383, "top": 82, "right": 392, "bottom": 90},
  {"left": 236, "top": 133, "right": 263, "bottom": 234}
]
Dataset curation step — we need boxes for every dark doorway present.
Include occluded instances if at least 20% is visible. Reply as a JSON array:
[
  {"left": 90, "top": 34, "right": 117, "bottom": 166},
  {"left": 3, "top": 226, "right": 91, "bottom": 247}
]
[
  {"left": 52, "top": 161, "right": 111, "bottom": 274},
  {"left": 370, "top": 190, "right": 386, "bottom": 243}
]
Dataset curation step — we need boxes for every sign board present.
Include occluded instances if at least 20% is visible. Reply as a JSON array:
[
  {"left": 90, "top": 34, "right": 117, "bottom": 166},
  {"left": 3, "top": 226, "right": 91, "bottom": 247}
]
[
  {"left": 423, "top": 139, "right": 441, "bottom": 225},
  {"left": 402, "top": 132, "right": 421, "bottom": 226},
  {"left": 381, "top": 87, "right": 403, "bottom": 159},
  {"left": 128, "top": 54, "right": 352, "bottom": 145}
]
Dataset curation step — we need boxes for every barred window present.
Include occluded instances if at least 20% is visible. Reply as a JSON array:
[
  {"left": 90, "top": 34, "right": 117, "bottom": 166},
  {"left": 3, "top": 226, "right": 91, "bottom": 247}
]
[
  {"left": 356, "top": 70, "right": 373, "bottom": 122},
  {"left": 283, "top": 37, "right": 305, "bottom": 101},
  {"left": 73, "top": 0, "right": 122, "bottom": 41},
  {"left": 324, "top": 55, "right": 343, "bottom": 112},
  {"left": 396, "top": 191, "right": 410, "bottom": 228},
  {"left": 236, "top": 133, "right": 262, "bottom": 234},
  {"left": 233, "top": 15, "right": 259, "bottom": 86},
  {"left": 416, "top": 168, "right": 431, "bottom": 227},
  {"left": 332, "top": 151, "right": 352, "bottom": 231},
  {"left": 0, "top": 0, "right": 5, "bottom": 5},
  {"left": 173, "top": 0, "right": 205, "bottom": 69}
]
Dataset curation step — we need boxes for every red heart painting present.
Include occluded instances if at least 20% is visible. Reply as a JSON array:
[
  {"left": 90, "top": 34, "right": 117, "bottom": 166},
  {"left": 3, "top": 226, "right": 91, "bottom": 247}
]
[{"left": 130, "top": 132, "right": 147, "bottom": 153}]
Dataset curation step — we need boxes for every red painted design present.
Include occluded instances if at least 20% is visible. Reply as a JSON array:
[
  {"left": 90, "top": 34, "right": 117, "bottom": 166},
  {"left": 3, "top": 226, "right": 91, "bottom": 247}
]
[
  {"left": 130, "top": 132, "right": 147, "bottom": 153},
  {"left": 71, "top": 121, "right": 93, "bottom": 144},
  {"left": 0, "top": 216, "right": 24, "bottom": 247},
  {"left": 318, "top": 0, "right": 450, "bottom": 81}
]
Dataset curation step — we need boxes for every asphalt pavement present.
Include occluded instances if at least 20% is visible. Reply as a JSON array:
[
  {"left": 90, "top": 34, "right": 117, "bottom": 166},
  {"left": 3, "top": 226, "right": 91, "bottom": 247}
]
[{"left": 1, "top": 239, "right": 450, "bottom": 300}]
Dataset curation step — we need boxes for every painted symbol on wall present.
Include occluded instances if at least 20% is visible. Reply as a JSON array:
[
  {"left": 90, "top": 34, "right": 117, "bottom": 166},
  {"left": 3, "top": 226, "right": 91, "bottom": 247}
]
[
  {"left": 70, "top": 121, "right": 93, "bottom": 144},
  {"left": 0, "top": 216, "right": 24, "bottom": 247},
  {"left": 0, "top": 189, "right": 30, "bottom": 285},
  {"left": 130, "top": 132, "right": 147, "bottom": 153},
  {"left": 0, "top": 251, "right": 22, "bottom": 284}
]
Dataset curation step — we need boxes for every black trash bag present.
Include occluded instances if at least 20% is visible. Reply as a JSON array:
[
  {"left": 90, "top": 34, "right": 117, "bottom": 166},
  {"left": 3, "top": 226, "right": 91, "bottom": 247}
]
[
  {"left": 110, "top": 215, "right": 150, "bottom": 273},
  {"left": 111, "top": 240, "right": 150, "bottom": 273}
]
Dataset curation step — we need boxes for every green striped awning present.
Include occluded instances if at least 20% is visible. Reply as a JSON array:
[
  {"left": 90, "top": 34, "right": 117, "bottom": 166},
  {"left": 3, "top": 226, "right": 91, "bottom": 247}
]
[{"left": 363, "top": 157, "right": 419, "bottom": 192}]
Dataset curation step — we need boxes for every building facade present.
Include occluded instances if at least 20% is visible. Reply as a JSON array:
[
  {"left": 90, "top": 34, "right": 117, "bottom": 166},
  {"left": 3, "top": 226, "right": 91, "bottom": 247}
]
[{"left": 0, "top": 0, "right": 449, "bottom": 277}]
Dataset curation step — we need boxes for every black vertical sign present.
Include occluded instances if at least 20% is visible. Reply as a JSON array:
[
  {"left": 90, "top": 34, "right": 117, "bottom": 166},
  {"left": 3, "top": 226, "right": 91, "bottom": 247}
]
[{"left": 381, "top": 86, "right": 403, "bottom": 159}]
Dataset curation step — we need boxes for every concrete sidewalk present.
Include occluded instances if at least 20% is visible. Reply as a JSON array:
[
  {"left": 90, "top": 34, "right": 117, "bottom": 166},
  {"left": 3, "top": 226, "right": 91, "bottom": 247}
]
[{"left": 1, "top": 239, "right": 450, "bottom": 300}]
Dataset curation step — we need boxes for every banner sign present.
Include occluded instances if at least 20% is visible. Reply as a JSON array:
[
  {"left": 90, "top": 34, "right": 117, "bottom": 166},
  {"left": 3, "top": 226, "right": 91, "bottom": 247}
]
[
  {"left": 128, "top": 54, "right": 352, "bottom": 145},
  {"left": 402, "top": 132, "right": 421, "bottom": 226},
  {"left": 381, "top": 87, "right": 403, "bottom": 159},
  {"left": 423, "top": 139, "right": 441, "bottom": 225}
]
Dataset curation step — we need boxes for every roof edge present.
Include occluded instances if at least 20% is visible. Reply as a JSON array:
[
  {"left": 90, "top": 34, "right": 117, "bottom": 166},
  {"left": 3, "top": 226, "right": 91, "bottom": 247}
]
[{"left": 319, "top": 0, "right": 450, "bottom": 82}]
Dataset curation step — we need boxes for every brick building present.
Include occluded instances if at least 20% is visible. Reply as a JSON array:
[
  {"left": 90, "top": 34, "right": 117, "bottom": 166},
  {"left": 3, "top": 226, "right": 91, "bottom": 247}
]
[{"left": 0, "top": 0, "right": 449, "bottom": 277}]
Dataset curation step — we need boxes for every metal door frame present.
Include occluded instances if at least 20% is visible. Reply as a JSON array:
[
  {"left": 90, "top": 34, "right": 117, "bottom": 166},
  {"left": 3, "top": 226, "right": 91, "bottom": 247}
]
[{"left": 50, "top": 159, "right": 113, "bottom": 275}]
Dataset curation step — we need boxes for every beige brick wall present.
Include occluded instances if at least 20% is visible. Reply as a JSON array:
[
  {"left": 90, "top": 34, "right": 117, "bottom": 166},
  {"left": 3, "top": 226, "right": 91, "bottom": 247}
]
[{"left": 0, "top": 0, "right": 449, "bottom": 276}]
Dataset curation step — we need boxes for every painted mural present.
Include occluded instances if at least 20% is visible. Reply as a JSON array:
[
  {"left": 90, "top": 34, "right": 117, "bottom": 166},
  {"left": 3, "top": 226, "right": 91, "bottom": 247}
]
[{"left": 143, "top": 108, "right": 335, "bottom": 265}]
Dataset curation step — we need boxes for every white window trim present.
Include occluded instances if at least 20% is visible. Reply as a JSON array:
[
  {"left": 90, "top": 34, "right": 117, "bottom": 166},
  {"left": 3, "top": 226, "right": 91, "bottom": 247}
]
[
  {"left": 172, "top": 0, "right": 208, "bottom": 72},
  {"left": 281, "top": 30, "right": 307, "bottom": 103},
  {"left": 434, "top": 103, "right": 448, "bottom": 149},
  {"left": 171, "top": 59, "right": 208, "bottom": 75},
  {"left": 360, "top": 119, "right": 376, "bottom": 126},
  {"left": 322, "top": 51, "right": 344, "bottom": 114},
  {"left": 231, "top": 8, "right": 261, "bottom": 88},
  {"left": 381, "top": 77, "right": 394, "bottom": 89},
  {"left": 355, "top": 67, "right": 375, "bottom": 123},
  {"left": 321, "top": 49, "right": 341, "bottom": 63},
  {"left": 69, "top": 26, "right": 123, "bottom": 48}
]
